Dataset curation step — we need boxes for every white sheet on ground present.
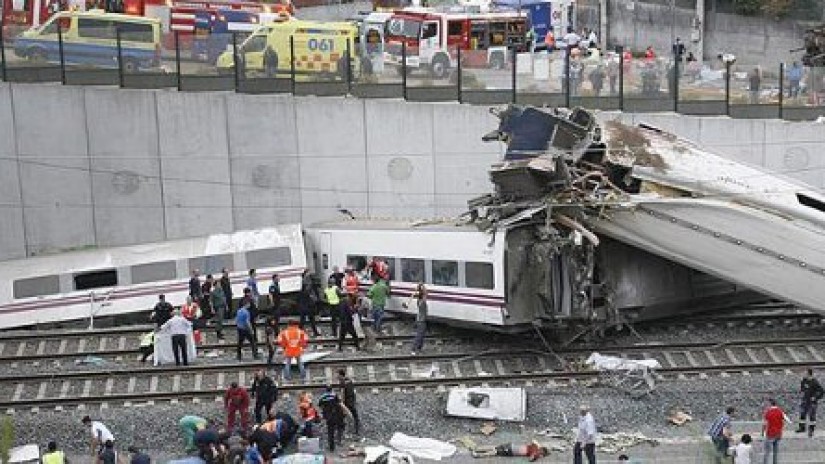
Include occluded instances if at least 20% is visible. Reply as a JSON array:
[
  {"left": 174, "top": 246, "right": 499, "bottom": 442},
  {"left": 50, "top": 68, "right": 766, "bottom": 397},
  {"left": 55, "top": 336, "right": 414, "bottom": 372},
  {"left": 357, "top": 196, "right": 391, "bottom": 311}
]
[
  {"left": 272, "top": 453, "right": 325, "bottom": 464},
  {"left": 586, "top": 352, "right": 661, "bottom": 371},
  {"left": 388, "top": 432, "right": 456, "bottom": 461},
  {"left": 8, "top": 444, "right": 40, "bottom": 463},
  {"left": 364, "top": 446, "right": 415, "bottom": 464}
]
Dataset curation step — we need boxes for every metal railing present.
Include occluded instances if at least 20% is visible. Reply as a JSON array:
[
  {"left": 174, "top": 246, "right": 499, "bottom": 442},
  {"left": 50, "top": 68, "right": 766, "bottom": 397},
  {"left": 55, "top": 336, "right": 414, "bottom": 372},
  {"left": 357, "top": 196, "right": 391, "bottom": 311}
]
[{"left": 1, "top": 26, "right": 823, "bottom": 120}]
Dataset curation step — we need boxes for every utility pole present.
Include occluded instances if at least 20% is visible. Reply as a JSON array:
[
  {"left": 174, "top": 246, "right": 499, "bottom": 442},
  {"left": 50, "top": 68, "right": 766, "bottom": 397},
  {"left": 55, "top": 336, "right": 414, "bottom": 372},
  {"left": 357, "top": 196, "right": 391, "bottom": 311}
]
[
  {"left": 600, "top": 0, "right": 608, "bottom": 50},
  {"left": 693, "top": 0, "right": 705, "bottom": 60}
]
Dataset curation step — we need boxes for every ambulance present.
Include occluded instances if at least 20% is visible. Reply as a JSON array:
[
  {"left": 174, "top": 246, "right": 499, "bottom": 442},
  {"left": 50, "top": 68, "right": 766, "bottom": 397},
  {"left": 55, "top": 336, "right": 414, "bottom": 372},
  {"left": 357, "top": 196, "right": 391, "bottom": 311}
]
[{"left": 216, "top": 18, "right": 365, "bottom": 78}]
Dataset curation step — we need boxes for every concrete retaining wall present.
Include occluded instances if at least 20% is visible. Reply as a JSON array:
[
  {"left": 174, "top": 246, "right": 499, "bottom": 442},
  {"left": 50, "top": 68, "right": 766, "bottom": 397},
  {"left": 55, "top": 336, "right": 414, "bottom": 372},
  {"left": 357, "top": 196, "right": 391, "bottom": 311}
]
[{"left": 0, "top": 82, "right": 822, "bottom": 261}]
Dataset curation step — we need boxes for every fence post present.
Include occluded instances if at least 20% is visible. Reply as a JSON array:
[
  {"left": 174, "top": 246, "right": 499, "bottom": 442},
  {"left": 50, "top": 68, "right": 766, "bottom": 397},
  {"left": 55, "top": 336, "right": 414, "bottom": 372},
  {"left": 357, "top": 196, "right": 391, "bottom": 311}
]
[
  {"left": 232, "top": 33, "right": 240, "bottom": 92},
  {"left": 456, "top": 46, "right": 462, "bottom": 104},
  {"left": 724, "top": 61, "right": 731, "bottom": 116},
  {"left": 778, "top": 62, "right": 785, "bottom": 119},
  {"left": 673, "top": 54, "right": 679, "bottom": 113},
  {"left": 346, "top": 38, "right": 352, "bottom": 94},
  {"left": 564, "top": 47, "right": 571, "bottom": 109},
  {"left": 0, "top": 19, "right": 7, "bottom": 82},
  {"left": 401, "top": 41, "right": 407, "bottom": 100},
  {"left": 617, "top": 46, "right": 624, "bottom": 111},
  {"left": 58, "top": 24, "right": 66, "bottom": 85},
  {"left": 290, "top": 35, "right": 296, "bottom": 94},
  {"left": 116, "top": 27, "right": 124, "bottom": 88},
  {"left": 511, "top": 46, "right": 517, "bottom": 104},
  {"left": 174, "top": 32, "right": 182, "bottom": 91}
]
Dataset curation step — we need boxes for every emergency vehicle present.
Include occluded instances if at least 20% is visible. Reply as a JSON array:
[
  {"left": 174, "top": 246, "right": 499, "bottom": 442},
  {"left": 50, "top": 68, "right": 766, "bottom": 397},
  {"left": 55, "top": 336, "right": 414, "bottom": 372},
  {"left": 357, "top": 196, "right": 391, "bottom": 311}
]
[
  {"left": 191, "top": 8, "right": 272, "bottom": 63},
  {"left": 216, "top": 19, "right": 365, "bottom": 79},
  {"left": 384, "top": 8, "right": 527, "bottom": 79}
]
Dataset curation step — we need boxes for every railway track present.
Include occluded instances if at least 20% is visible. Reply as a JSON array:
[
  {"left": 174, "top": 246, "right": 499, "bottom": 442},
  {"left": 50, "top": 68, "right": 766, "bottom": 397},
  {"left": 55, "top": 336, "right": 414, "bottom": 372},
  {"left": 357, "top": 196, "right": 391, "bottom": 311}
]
[{"left": 3, "top": 335, "right": 825, "bottom": 411}]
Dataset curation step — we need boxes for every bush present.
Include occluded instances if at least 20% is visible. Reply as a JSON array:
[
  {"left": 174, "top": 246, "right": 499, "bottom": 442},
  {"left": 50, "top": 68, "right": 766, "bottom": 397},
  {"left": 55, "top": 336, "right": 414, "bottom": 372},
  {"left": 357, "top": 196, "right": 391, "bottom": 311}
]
[{"left": 0, "top": 416, "right": 15, "bottom": 464}]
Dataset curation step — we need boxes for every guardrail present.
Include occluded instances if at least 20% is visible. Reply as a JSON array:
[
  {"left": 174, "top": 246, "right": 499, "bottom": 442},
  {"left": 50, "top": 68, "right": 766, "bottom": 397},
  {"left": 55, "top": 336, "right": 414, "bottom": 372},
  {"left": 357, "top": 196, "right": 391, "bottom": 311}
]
[{"left": 1, "top": 27, "right": 823, "bottom": 121}]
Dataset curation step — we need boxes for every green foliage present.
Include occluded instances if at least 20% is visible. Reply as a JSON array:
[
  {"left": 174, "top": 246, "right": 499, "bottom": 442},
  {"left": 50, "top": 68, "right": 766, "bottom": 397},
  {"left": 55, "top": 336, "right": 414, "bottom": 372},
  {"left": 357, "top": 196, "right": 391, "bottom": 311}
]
[
  {"left": 0, "top": 416, "right": 15, "bottom": 464},
  {"left": 733, "top": 0, "right": 764, "bottom": 15}
]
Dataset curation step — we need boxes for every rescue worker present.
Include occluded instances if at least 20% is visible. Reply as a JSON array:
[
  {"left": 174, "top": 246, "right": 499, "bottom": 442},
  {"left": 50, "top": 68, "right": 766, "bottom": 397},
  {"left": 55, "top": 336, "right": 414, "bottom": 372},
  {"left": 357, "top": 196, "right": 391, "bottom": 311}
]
[
  {"left": 139, "top": 330, "right": 154, "bottom": 363},
  {"left": 298, "top": 391, "right": 319, "bottom": 438},
  {"left": 368, "top": 258, "right": 390, "bottom": 283},
  {"left": 42, "top": 441, "right": 67, "bottom": 464},
  {"left": 194, "top": 424, "right": 222, "bottom": 462},
  {"left": 278, "top": 320, "right": 308, "bottom": 381},
  {"left": 180, "top": 296, "right": 202, "bottom": 345},
  {"left": 323, "top": 279, "right": 343, "bottom": 337},
  {"left": 189, "top": 269, "right": 202, "bottom": 301},
  {"left": 409, "top": 283, "right": 428, "bottom": 355},
  {"left": 545, "top": 30, "right": 555, "bottom": 52},
  {"left": 239, "top": 287, "right": 260, "bottom": 344},
  {"left": 317, "top": 386, "right": 349, "bottom": 452},
  {"left": 797, "top": 368, "right": 824, "bottom": 437},
  {"left": 337, "top": 368, "right": 360, "bottom": 435},
  {"left": 264, "top": 317, "right": 280, "bottom": 369},
  {"left": 298, "top": 270, "right": 321, "bottom": 336},
  {"left": 330, "top": 266, "right": 345, "bottom": 289},
  {"left": 150, "top": 294, "right": 173, "bottom": 327},
  {"left": 220, "top": 268, "right": 233, "bottom": 317},
  {"left": 344, "top": 268, "right": 360, "bottom": 297},
  {"left": 210, "top": 280, "right": 228, "bottom": 340},
  {"left": 225, "top": 381, "right": 251, "bottom": 434},
  {"left": 200, "top": 274, "right": 214, "bottom": 319},
  {"left": 251, "top": 368, "right": 278, "bottom": 424},
  {"left": 338, "top": 294, "right": 360, "bottom": 352},
  {"left": 82, "top": 416, "right": 114, "bottom": 457},
  {"left": 236, "top": 300, "right": 259, "bottom": 361},
  {"left": 254, "top": 415, "right": 287, "bottom": 459},
  {"left": 178, "top": 415, "right": 208, "bottom": 453},
  {"left": 367, "top": 277, "right": 390, "bottom": 333}
]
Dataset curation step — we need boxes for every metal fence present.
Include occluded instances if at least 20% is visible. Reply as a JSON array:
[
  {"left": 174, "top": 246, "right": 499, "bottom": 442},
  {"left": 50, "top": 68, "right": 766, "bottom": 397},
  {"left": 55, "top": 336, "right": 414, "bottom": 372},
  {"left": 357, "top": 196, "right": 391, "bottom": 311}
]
[{"left": 1, "top": 25, "right": 824, "bottom": 121}]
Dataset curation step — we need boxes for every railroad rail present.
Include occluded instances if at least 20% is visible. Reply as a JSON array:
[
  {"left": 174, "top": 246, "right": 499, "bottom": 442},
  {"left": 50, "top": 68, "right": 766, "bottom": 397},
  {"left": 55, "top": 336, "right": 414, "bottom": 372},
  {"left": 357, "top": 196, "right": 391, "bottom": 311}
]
[{"left": 3, "top": 335, "right": 825, "bottom": 411}]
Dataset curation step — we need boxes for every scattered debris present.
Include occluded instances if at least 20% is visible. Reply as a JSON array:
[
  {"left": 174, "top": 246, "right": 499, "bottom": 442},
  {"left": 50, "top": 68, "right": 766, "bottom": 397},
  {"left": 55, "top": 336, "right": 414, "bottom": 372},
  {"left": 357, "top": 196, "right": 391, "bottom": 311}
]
[
  {"left": 272, "top": 453, "right": 325, "bottom": 464},
  {"left": 668, "top": 410, "right": 693, "bottom": 426},
  {"left": 340, "top": 445, "right": 366, "bottom": 458},
  {"left": 292, "top": 352, "right": 331, "bottom": 365},
  {"left": 363, "top": 446, "right": 415, "bottom": 464},
  {"left": 479, "top": 422, "right": 497, "bottom": 436},
  {"left": 388, "top": 432, "right": 457, "bottom": 461},
  {"left": 585, "top": 353, "right": 660, "bottom": 398},
  {"left": 445, "top": 387, "right": 527, "bottom": 422},
  {"left": 454, "top": 436, "right": 477, "bottom": 451},
  {"left": 411, "top": 363, "right": 441, "bottom": 379},
  {"left": 597, "top": 432, "right": 659, "bottom": 454},
  {"left": 74, "top": 356, "right": 106, "bottom": 366}
]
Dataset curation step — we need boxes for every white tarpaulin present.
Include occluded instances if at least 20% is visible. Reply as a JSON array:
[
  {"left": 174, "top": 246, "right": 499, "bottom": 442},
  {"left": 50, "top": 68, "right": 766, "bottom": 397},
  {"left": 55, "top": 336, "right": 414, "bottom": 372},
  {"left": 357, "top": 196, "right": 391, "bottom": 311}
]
[
  {"left": 388, "top": 433, "right": 456, "bottom": 461},
  {"left": 585, "top": 352, "right": 661, "bottom": 371},
  {"left": 6, "top": 444, "right": 40, "bottom": 463},
  {"left": 154, "top": 330, "right": 197, "bottom": 366},
  {"left": 445, "top": 387, "right": 527, "bottom": 422}
]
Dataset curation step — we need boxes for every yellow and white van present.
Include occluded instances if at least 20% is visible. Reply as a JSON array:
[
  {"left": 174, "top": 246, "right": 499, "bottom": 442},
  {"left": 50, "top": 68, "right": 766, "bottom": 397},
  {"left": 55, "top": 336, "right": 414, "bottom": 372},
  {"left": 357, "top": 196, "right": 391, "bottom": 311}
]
[
  {"left": 14, "top": 10, "right": 162, "bottom": 72},
  {"left": 216, "top": 18, "right": 365, "bottom": 78}
]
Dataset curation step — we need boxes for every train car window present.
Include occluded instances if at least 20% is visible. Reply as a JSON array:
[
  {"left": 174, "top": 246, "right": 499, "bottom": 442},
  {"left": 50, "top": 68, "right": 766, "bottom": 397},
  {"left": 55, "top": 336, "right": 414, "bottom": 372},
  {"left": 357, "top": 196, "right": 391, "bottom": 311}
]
[
  {"left": 189, "top": 254, "right": 235, "bottom": 275},
  {"left": 432, "top": 260, "right": 458, "bottom": 286},
  {"left": 246, "top": 247, "right": 292, "bottom": 269},
  {"left": 131, "top": 261, "right": 177, "bottom": 285},
  {"left": 347, "top": 255, "right": 368, "bottom": 273},
  {"left": 448, "top": 20, "right": 463, "bottom": 36},
  {"left": 74, "top": 269, "right": 118, "bottom": 291},
  {"left": 401, "top": 258, "right": 425, "bottom": 283},
  {"left": 13, "top": 275, "right": 60, "bottom": 299},
  {"left": 372, "top": 256, "right": 395, "bottom": 280},
  {"left": 465, "top": 262, "right": 494, "bottom": 289}
]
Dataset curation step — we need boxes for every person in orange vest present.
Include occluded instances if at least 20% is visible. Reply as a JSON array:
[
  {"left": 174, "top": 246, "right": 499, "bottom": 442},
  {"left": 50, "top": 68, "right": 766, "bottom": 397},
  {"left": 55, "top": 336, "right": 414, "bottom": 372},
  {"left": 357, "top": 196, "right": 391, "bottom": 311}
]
[
  {"left": 297, "top": 391, "right": 320, "bottom": 437},
  {"left": 344, "top": 268, "right": 360, "bottom": 297},
  {"left": 277, "top": 320, "right": 308, "bottom": 382},
  {"left": 545, "top": 30, "right": 556, "bottom": 52}
]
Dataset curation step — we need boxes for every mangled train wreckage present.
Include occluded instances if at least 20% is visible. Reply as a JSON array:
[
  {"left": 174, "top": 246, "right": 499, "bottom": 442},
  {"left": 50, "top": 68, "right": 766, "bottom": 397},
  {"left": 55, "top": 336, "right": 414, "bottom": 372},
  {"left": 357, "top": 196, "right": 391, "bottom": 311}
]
[{"left": 467, "top": 105, "right": 825, "bottom": 333}]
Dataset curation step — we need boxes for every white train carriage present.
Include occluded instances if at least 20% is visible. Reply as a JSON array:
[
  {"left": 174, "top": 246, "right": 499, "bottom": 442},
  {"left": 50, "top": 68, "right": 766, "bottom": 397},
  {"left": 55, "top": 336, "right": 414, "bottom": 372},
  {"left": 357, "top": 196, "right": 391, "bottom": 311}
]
[
  {"left": 306, "top": 219, "right": 538, "bottom": 330},
  {"left": 0, "top": 225, "right": 306, "bottom": 329}
]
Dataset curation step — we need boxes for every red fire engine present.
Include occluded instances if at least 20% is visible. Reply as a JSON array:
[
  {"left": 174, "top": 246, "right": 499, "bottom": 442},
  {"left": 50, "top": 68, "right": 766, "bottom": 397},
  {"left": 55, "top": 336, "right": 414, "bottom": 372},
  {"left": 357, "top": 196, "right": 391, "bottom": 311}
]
[{"left": 384, "top": 7, "right": 527, "bottom": 78}]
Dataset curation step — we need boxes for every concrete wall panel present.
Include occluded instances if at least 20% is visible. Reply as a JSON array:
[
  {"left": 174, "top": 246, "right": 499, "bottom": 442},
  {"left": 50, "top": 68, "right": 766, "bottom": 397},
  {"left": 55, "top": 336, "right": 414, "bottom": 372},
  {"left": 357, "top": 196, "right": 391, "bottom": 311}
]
[
  {"left": 85, "top": 89, "right": 165, "bottom": 247},
  {"left": 13, "top": 85, "right": 94, "bottom": 256},
  {"left": 156, "top": 92, "right": 233, "bottom": 239},
  {"left": 227, "top": 94, "right": 299, "bottom": 157},
  {"left": 365, "top": 100, "right": 433, "bottom": 156},
  {"left": 433, "top": 152, "right": 498, "bottom": 216},
  {"left": 762, "top": 120, "right": 825, "bottom": 189},
  {"left": 0, "top": 84, "right": 25, "bottom": 261},
  {"left": 299, "top": 156, "right": 368, "bottom": 225},
  {"left": 432, "top": 104, "right": 499, "bottom": 155},
  {"left": 698, "top": 118, "right": 766, "bottom": 168},
  {"left": 367, "top": 154, "right": 435, "bottom": 218},
  {"left": 295, "top": 97, "right": 365, "bottom": 157}
]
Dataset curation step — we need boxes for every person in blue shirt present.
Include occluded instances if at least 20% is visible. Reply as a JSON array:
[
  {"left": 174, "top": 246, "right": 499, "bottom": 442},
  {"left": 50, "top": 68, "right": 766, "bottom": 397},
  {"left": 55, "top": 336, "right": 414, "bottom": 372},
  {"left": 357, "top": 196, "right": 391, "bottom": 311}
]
[
  {"left": 246, "top": 269, "right": 260, "bottom": 300},
  {"left": 236, "top": 303, "right": 259, "bottom": 361},
  {"left": 244, "top": 441, "right": 263, "bottom": 464},
  {"left": 787, "top": 62, "right": 803, "bottom": 98}
]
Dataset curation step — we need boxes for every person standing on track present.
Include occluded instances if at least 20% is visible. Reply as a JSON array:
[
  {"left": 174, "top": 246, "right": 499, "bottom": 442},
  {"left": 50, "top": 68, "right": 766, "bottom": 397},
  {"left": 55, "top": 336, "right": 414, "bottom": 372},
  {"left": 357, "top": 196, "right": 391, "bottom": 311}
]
[
  {"left": 344, "top": 268, "right": 360, "bottom": 297},
  {"left": 337, "top": 294, "right": 360, "bottom": 352},
  {"left": 278, "top": 320, "right": 308, "bottom": 382},
  {"left": 239, "top": 287, "right": 260, "bottom": 345},
  {"left": 367, "top": 277, "right": 390, "bottom": 334},
  {"left": 251, "top": 368, "right": 278, "bottom": 424},
  {"left": 797, "top": 368, "right": 824, "bottom": 437},
  {"left": 236, "top": 301, "right": 259, "bottom": 361},
  {"left": 265, "top": 317, "right": 280, "bottom": 369},
  {"left": 220, "top": 268, "right": 234, "bottom": 317},
  {"left": 211, "top": 281, "right": 228, "bottom": 341},
  {"left": 189, "top": 269, "right": 202, "bottom": 301},
  {"left": 268, "top": 274, "right": 281, "bottom": 327},
  {"left": 161, "top": 310, "right": 193, "bottom": 366},
  {"left": 323, "top": 279, "right": 343, "bottom": 338},
  {"left": 138, "top": 330, "right": 154, "bottom": 363},
  {"left": 317, "top": 386, "right": 349, "bottom": 452},
  {"left": 337, "top": 368, "right": 360, "bottom": 435},
  {"left": 298, "top": 270, "right": 320, "bottom": 337},
  {"left": 409, "top": 283, "right": 428, "bottom": 355},
  {"left": 225, "top": 382, "right": 251, "bottom": 435},
  {"left": 150, "top": 294, "right": 173, "bottom": 327}
]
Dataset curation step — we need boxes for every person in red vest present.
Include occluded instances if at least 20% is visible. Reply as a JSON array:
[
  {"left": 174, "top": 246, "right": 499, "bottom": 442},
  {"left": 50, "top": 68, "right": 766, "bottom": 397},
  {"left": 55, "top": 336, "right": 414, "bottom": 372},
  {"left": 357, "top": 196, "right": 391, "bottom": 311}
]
[
  {"left": 181, "top": 296, "right": 203, "bottom": 344},
  {"left": 224, "top": 382, "right": 250, "bottom": 434},
  {"left": 344, "top": 268, "right": 360, "bottom": 297}
]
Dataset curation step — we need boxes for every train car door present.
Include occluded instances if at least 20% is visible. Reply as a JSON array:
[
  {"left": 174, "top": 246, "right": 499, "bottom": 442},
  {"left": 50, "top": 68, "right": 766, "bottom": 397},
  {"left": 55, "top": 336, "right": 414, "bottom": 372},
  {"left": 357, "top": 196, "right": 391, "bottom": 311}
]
[{"left": 314, "top": 231, "right": 332, "bottom": 282}]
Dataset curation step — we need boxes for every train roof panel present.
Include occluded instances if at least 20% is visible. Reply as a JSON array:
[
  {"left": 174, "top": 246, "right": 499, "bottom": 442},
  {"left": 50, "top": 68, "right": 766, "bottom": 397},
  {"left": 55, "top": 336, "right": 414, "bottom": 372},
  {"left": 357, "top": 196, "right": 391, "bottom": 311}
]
[{"left": 308, "top": 218, "right": 484, "bottom": 232}]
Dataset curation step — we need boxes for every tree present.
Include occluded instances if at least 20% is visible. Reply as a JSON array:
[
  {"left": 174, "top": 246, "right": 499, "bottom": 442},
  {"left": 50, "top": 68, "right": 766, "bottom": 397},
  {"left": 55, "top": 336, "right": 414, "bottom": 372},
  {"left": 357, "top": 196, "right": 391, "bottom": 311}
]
[{"left": 0, "top": 416, "right": 14, "bottom": 464}]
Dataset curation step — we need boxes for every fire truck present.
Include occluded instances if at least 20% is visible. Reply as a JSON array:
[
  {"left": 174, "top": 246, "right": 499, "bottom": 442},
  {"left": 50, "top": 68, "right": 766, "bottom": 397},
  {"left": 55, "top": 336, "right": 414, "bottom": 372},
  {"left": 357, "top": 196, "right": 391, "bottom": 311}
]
[{"left": 384, "top": 8, "right": 527, "bottom": 79}]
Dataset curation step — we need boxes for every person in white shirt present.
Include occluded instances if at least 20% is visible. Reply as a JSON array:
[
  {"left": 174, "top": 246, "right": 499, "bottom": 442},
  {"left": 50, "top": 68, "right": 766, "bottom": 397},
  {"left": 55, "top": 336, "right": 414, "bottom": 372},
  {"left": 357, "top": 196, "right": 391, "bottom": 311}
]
[
  {"left": 574, "top": 405, "right": 597, "bottom": 464},
  {"left": 563, "top": 27, "right": 581, "bottom": 50},
  {"left": 588, "top": 29, "right": 598, "bottom": 48},
  {"left": 161, "top": 310, "right": 193, "bottom": 366},
  {"left": 81, "top": 416, "right": 114, "bottom": 456},
  {"left": 729, "top": 433, "right": 753, "bottom": 464}
]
